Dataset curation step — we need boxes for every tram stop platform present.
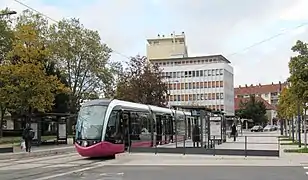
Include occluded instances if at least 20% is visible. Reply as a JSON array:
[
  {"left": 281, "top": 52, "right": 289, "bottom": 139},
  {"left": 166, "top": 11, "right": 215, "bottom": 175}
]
[{"left": 129, "top": 131, "right": 280, "bottom": 157}]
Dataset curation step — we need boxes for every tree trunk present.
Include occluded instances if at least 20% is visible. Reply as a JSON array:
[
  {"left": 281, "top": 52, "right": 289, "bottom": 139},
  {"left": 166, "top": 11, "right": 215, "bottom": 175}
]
[{"left": 0, "top": 108, "right": 5, "bottom": 138}]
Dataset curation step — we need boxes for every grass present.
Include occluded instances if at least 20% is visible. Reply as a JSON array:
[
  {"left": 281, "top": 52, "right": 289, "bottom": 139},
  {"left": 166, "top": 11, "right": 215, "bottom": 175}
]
[
  {"left": 284, "top": 148, "right": 308, "bottom": 153},
  {"left": 280, "top": 141, "right": 304, "bottom": 145}
]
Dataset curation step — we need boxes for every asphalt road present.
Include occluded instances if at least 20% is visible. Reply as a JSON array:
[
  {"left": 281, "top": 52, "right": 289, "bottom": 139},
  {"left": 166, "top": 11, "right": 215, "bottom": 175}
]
[
  {"left": 42, "top": 166, "right": 308, "bottom": 180},
  {"left": 0, "top": 154, "right": 307, "bottom": 180}
]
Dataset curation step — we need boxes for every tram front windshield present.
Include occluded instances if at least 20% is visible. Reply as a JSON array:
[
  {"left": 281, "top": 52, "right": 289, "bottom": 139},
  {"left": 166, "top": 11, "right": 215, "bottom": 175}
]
[{"left": 76, "top": 105, "right": 107, "bottom": 140}]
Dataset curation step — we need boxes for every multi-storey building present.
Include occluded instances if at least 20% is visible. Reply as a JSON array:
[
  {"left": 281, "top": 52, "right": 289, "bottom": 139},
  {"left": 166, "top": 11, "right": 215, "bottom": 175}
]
[
  {"left": 147, "top": 32, "right": 235, "bottom": 116},
  {"left": 234, "top": 82, "right": 285, "bottom": 107},
  {"left": 234, "top": 82, "right": 286, "bottom": 124},
  {"left": 151, "top": 55, "right": 235, "bottom": 116}
]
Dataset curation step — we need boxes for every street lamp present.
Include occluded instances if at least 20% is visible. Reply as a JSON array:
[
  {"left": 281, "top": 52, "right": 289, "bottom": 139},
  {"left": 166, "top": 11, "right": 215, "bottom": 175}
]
[{"left": 0, "top": 11, "right": 17, "bottom": 17}]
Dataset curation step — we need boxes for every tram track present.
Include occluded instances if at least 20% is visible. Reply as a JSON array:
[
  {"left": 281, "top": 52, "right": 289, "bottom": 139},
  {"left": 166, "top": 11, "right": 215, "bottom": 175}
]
[
  {"left": 3, "top": 155, "right": 117, "bottom": 180},
  {"left": 0, "top": 152, "right": 78, "bottom": 168}
]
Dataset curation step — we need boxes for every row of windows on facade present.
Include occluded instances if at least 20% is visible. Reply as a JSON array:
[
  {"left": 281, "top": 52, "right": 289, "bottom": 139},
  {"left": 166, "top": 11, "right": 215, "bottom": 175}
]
[
  {"left": 236, "top": 92, "right": 279, "bottom": 99},
  {"left": 169, "top": 93, "right": 224, "bottom": 102},
  {"left": 168, "top": 81, "right": 224, "bottom": 90},
  {"left": 171, "top": 103, "right": 224, "bottom": 112},
  {"left": 154, "top": 58, "right": 221, "bottom": 67},
  {"left": 163, "top": 69, "right": 224, "bottom": 79}
]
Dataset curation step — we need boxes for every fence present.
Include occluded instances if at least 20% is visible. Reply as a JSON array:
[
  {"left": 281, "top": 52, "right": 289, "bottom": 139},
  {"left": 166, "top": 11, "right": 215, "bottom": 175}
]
[{"left": 128, "top": 132, "right": 280, "bottom": 157}]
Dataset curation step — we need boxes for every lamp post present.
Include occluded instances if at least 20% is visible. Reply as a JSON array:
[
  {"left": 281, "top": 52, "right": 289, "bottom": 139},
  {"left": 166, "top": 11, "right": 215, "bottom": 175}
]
[{"left": 304, "top": 103, "right": 308, "bottom": 148}]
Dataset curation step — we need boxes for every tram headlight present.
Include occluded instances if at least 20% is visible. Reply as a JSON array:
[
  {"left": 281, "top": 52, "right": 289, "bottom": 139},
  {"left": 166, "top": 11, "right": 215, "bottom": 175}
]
[{"left": 83, "top": 141, "right": 88, "bottom": 147}]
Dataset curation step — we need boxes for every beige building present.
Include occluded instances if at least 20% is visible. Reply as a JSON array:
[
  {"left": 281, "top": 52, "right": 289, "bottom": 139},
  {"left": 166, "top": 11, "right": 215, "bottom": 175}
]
[{"left": 146, "top": 32, "right": 188, "bottom": 60}]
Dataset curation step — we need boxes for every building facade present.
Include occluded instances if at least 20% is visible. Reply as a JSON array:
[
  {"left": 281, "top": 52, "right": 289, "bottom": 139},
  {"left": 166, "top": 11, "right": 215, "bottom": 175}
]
[
  {"left": 234, "top": 82, "right": 285, "bottom": 107},
  {"left": 146, "top": 32, "right": 188, "bottom": 60},
  {"left": 151, "top": 55, "right": 235, "bottom": 116},
  {"left": 234, "top": 82, "right": 286, "bottom": 123}
]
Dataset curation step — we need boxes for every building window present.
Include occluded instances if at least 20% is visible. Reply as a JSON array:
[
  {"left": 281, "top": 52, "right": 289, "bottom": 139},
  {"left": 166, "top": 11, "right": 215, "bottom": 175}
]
[
  {"left": 204, "top": 93, "right": 208, "bottom": 100},
  {"left": 197, "top": 94, "right": 200, "bottom": 100},
  {"left": 192, "top": 71, "right": 195, "bottom": 77},
  {"left": 188, "top": 83, "right": 192, "bottom": 89},
  {"left": 196, "top": 70, "right": 199, "bottom": 77},
  {"left": 200, "top": 94, "right": 204, "bottom": 100},
  {"left": 177, "top": 95, "right": 181, "bottom": 101},
  {"left": 192, "top": 82, "right": 196, "bottom": 89},
  {"left": 219, "top": 69, "right": 223, "bottom": 75},
  {"left": 216, "top": 93, "right": 220, "bottom": 99},
  {"left": 216, "top": 69, "right": 219, "bottom": 75},
  {"left": 193, "top": 94, "right": 196, "bottom": 100},
  {"left": 220, "top": 93, "right": 224, "bottom": 99},
  {"left": 208, "top": 70, "right": 211, "bottom": 76},
  {"left": 212, "top": 69, "right": 215, "bottom": 76},
  {"left": 200, "top": 82, "right": 204, "bottom": 88},
  {"left": 220, "top": 81, "right": 223, "bottom": 87},
  {"left": 204, "top": 70, "right": 207, "bottom": 76},
  {"left": 185, "top": 83, "right": 188, "bottom": 89},
  {"left": 200, "top": 70, "right": 203, "bottom": 76}
]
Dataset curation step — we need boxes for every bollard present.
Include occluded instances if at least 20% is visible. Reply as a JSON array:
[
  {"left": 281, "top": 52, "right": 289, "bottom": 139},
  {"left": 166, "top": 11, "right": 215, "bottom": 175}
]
[
  {"left": 244, "top": 136, "right": 247, "bottom": 157},
  {"left": 183, "top": 135, "right": 186, "bottom": 155},
  {"left": 213, "top": 136, "right": 216, "bottom": 156}
]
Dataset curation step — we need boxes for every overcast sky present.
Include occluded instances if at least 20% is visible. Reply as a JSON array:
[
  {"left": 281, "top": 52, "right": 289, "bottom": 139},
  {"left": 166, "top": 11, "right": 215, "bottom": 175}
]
[{"left": 1, "top": 0, "right": 308, "bottom": 86}]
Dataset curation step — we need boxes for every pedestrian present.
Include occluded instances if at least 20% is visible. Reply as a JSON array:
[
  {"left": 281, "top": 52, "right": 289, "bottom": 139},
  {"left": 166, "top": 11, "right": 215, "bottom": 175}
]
[
  {"left": 231, "top": 123, "right": 237, "bottom": 142},
  {"left": 192, "top": 124, "right": 200, "bottom": 147},
  {"left": 22, "top": 123, "right": 35, "bottom": 153}
]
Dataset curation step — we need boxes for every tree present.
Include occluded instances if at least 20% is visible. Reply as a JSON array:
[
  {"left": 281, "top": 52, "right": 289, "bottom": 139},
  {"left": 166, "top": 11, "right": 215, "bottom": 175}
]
[
  {"left": 115, "top": 55, "right": 168, "bottom": 107},
  {"left": 236, "top": 95, "right": 267, "bottom": 125},
  {"left": 288, "top": 40, "right": 308, "bottom": 104},
  {"left": 0, "top": 22, "right": 69, "bottom": 136},
  {"left": 0, "top": 8, "right": 14, "bottom": 64},
  {"left": 277, "top": 87, "right": 297, "bottom": 119},
  {"left": 49, "top": 18, "right": 113, "bottom": 113}
]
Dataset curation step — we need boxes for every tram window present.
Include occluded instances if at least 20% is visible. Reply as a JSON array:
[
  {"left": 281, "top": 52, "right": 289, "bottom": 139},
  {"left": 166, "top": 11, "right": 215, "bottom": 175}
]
[{"left": 105, "top": 110, "right": 121, "bottom": 143}]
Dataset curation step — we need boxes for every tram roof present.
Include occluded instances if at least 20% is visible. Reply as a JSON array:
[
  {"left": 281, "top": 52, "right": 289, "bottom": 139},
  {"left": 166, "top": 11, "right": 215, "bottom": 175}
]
[{"left": 148, "top": 105, "right": 173, "bottom": 115}]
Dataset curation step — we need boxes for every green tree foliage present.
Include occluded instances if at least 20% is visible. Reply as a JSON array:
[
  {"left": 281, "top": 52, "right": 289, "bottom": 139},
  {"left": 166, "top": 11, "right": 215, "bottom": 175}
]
[
  {"left": 0, "top": 8, "right": 14, "bottom": 64},
  {"left": 49, "top": 18, "right": 113, "bottom": 113},
  {"left": 115, "top": 55, "right": 168, "bottom": 107},
  {"left": 277, "top": 87, "right": 298, "bottom": 119},
  {"left": 235, "top": 95, "right": 267, "bottom": 124},
  {"left": 288, "top": 40, "right": 308, "bottom": 104},
  {"left": 0, "top": 18, "right": 69, "bottom": 136}
]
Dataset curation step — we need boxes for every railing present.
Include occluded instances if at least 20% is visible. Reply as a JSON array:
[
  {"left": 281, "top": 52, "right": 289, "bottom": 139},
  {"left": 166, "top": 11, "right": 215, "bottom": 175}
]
[{"left": 128, "top": 132, "right": 280, "bottom": 157}]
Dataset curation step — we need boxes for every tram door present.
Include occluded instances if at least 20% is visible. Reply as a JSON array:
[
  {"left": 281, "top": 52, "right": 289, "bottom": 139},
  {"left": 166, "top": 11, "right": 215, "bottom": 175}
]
[
  {"left": 156, "top": 115, "right": 163, "bottom": 145},
  {"left": 187, "top": 117, "right": 192, "bottom": 139},
  {"left": 119, "top": 111, "right": 131, "bottom": 150},
  {"left": 162, "top": 115, "right": 168, "bottom": 144}
]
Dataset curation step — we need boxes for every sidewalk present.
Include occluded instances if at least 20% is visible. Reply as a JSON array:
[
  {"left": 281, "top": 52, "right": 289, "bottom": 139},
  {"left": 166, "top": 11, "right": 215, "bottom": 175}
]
[{"left": 0, "top": 138, "right": 76, "bottom": 160}]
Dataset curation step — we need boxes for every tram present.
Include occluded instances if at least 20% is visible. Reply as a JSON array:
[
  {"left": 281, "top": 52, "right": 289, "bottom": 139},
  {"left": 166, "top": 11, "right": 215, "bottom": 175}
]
[{"left": 74, "top": 99, "right": 191, "bottom": 158}]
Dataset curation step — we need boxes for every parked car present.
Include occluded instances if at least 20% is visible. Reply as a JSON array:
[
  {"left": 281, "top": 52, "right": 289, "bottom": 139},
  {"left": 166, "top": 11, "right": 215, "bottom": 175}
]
[
  {"left": 263, "top": 125, "right": 276, "bottom": 132},
  {"left": 251, "top": 125, "right": 263, "bottom": 132}
]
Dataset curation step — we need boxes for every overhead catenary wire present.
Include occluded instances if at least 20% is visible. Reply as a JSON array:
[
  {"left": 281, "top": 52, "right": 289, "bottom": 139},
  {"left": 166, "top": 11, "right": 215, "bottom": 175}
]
[
  {"left": 13, "top": 0, "right": 308, "bottom": 61},
  {"left": 13, "top": 0, "right": 131, "bottom": 60}
]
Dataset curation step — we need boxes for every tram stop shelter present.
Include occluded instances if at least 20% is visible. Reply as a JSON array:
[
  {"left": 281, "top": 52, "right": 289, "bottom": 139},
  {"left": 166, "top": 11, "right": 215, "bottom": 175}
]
[{"left": 29, "top": 113, "right": 71, "bottom": 146}]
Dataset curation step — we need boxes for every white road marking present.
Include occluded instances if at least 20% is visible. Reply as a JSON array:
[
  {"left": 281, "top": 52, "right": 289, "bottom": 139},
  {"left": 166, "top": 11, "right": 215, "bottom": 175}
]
[
  {"left": 303, "top": 166, "right": 308, "bottom": 169},
  {"left": 32, "top": 161, "right": 112, "bottom": 180},
  {"left": 100, "top": 172, "right": 124, "bottom": 176}
]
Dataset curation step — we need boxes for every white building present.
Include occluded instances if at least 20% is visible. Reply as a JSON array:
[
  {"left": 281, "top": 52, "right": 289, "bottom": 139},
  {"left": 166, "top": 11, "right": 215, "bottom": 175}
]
[{"left": 151, "top": 55, "right": 235, "bottom": 116}]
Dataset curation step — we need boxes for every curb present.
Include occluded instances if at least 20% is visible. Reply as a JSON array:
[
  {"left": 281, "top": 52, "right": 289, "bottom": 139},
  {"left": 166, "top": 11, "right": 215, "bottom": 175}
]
[{"left": 0, "top": 146, "right": 76, "bottom": 160}]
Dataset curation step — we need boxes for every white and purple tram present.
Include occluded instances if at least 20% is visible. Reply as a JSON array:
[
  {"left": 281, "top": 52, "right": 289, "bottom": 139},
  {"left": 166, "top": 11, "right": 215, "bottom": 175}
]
[{"left": 75, "top": 99, "right": 191, "bottom": 157}]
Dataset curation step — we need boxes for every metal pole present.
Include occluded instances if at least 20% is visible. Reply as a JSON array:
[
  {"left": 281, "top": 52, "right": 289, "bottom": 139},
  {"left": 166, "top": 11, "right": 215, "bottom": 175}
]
[
  {"left": 304, "top": 108, "right": 307, "bottom": 148},
  {"left": 297, "top": 102, "right": 301, "bottom": 148},
  {"left": 292, "top": 118, "right": 295, "bottom": 142}
]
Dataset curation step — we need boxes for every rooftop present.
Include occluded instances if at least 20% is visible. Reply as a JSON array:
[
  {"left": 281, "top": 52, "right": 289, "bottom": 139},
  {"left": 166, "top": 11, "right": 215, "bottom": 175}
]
[
  {"left": 235, "top": 82, "right": 286, "bottom": 95},
  {"left": 234, "top": 97, "right": 277, "bottom": 111}
]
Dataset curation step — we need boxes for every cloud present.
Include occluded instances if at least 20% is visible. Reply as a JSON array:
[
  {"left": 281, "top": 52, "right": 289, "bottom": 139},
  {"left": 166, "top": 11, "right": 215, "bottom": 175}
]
[{"left": 1, "top": 0, "right": 308, "bottom": 86}]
